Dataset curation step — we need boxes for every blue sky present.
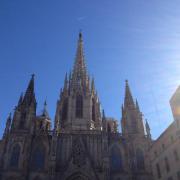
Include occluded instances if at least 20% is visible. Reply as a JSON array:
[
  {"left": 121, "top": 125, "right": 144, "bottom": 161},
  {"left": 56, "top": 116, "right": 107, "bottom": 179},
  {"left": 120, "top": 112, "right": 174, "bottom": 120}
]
[{"left": 0, "top": 0, "right": 180, "bottom": 139}]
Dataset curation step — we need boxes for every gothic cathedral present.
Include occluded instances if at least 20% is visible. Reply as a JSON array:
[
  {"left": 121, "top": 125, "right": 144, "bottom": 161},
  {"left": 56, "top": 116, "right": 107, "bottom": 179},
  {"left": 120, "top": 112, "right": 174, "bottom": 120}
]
[{"left": 0, "top": 33, "right": 153, "bottom": 180}]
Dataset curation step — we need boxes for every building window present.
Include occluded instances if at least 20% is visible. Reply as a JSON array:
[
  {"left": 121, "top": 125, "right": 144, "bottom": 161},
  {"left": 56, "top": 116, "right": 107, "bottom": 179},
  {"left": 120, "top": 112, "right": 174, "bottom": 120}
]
[
  {"left": 154, "top": 151, "right": 157, "bottom": 157},
  {"left": 164, "top": 157, "right": 170, "bottom": 173},
  {"left": 110, "top": 145, "right": 123, "bottom": 172},
  {"left": 76, "top": 95, "right": 83, "bottom": 118},
  {"left": 170, "top": 136, "right": 174, "bottom": 143},
  {"left": 9, "top": 144, "right": 21, "bottom": 168},
  {"left": 31, "top": 145, "right": 45, "bottom": 170},
  {"left": 136, "top": 148, "right": 145, "bottom": 170},
  {"left": 62, "top": 98, "right": 68, "bottom": 120},
  {"left": 177, "top": 171, "right": 180, "bottom": 180},
  {"left": 162, "top": 143, "right": 165, "bottom": 150},
  {"left": 173, "top": 149, "right": 179, "bottom": 162},
  {"left": 156, "top": 163, "right": 161, "bottom": 179}
]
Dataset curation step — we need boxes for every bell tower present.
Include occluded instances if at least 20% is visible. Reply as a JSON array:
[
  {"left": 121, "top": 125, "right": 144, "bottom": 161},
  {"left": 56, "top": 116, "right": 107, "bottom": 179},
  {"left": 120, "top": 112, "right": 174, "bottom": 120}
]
[
  {"left": 11, "top": 75, "right": 37, "bottom": 132},
  {"left": 55, "top": 33, "right": 102, "bottom": 131},
  {"left": 121, "top": 80, "right": 146, "bottom": 137}
]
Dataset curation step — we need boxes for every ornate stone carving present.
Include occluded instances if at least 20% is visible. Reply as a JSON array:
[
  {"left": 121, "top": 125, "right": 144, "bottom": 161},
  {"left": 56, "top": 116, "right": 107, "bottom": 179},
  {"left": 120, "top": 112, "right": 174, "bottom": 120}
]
[{"left": 72, "top": 138, "right": 86, "bottom": 167}]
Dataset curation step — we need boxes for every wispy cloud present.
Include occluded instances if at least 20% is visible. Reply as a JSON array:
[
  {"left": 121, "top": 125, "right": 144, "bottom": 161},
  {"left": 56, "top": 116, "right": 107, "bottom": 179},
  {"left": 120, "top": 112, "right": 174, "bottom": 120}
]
[{"left": 77, "top": 16, "right": 86, "bottom": 21}]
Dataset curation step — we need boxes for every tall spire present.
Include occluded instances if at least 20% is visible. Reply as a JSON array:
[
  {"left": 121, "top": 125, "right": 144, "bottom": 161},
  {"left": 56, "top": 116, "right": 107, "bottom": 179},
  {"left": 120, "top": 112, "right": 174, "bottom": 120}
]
[
  {"left": 71, "top": 32, "right": 88, "bottom": 92},
  {"left": 124, "top": 80, "right": 135, "bottom": 108},
  {"left": 23, "top": 74, "right": 36, "bottom": 106}
]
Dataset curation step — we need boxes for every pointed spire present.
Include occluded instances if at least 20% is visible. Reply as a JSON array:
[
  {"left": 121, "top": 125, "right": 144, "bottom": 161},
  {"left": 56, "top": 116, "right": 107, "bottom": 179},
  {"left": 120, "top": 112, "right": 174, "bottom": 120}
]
[
  {"left": 102, "top": 109, "right": 106, "bottom": 120},
  {"left": 69, "top": 71, "right": 72, "bottom": 82},
  {"left": 135, "top": 99, "right": 140, "bottom": 112},
  {"left": 145, "top": 119, "right": 151, "bottom": 139},
  {"left": 145, "top": 119, "right": 150, "bottom": 131},
  {"left": 102, "top": 109, "right": 106, "bottom": 131},
  {"left": 91, "top": 78, "right": 95, "bottom": 94},
  {"left": 71, "top": 32, "right": 89, "bottom": 92},
  {"left": 42, "top": 100, "right": 50, "bottom": 118},
  {"left": 3, "top": 113, "right": 12, "bottom": 138},
  {"left": 63, "top": 73, "right": 68, "bottom": 91},
  {"left": 23, "top": 74, "right": 36, "bottom": 105},
  {"left": 87, "top": 76, "right": 90, "bottom": 92},
  {"left": 18, "top": 93, "right": 23, "bottom": 106},
  {"left": 124, "top": 80, "right": 135, "bottom": 108}
]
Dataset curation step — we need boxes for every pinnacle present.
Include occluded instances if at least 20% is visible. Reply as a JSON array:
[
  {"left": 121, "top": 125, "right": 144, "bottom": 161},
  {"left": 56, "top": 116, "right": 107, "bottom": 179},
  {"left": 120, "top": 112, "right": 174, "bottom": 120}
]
[
  {"left": 124, "top": 80, "right": 135, "bottom": 108},
  {"left": 7, "top": 113, "right": 12, "bottom": 120},
  {"left": 79, "top": 31, "right": 82, "bottom": 40},
  {"left": 23, "top": 75, "right": 36, "bottom": 106},
  {"left": 136, "top": 99, "right": 140, "bottom": 112},
  {"left": 145, "top": 119, "right": 150, "bottom": 129},
  {"left": 42, "top": 100, "right": 50, "bottom": 118},
  {"left": 18, "top": 93, "right": 23, "bottom": 106}
]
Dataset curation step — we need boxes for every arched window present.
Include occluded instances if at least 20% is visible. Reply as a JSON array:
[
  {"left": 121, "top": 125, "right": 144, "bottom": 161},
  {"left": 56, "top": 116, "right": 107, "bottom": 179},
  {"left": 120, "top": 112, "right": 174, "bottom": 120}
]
[
  {"left": 62, "top": 98, "right": 68, "bottom": 121},
  {"left": 136, "top": 148, "right": 145, "bottom": 170},
  {"left": 164, "top": 157, "right": 170, "bottom": 172},
  {"left": 76, "top": 95, "right": 83, "bottom": 118},
  {"left": 131, "top": 119, "right": 138, "bottom": 133},
  {"left": 19, "top": 112, "right": 26, "bottom": 129},
  {"left": 31, "top": 145, "right": 45, "bottom": 170},
  {"left": 110, "top": 146, "right": 123, "bottom": 172},
  {"left": 9, "top": 144, "right": 21, "bottom": 168},
  {"left": 92, "top": 98, "right": 95, "bottom": 121}
]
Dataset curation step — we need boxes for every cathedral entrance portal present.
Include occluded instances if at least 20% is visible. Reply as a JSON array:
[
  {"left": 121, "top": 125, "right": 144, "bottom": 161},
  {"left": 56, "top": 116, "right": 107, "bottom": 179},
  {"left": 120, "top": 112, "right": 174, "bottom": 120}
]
[
  {"left": 69, "top": 177, "right": 85, "bottom": 180},
  {"left": 66, "top": 173, "right": 89, "bottom": 180}
]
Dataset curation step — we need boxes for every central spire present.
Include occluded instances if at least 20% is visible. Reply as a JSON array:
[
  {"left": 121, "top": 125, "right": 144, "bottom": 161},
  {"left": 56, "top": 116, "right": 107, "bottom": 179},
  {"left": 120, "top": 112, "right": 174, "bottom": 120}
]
[
  {"left": 124, "top": 80, "right": 135, "bottom": 108},
  {"left": 71, "top": 32, "right": 89, "bottom": 92}
]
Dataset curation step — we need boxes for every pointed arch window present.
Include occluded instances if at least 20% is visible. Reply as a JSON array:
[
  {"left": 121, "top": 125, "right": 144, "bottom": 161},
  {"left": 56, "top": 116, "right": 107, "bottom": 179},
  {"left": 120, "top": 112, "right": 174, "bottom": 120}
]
[
  {"left": 136, "top": 148, "right": 145, "bottom": 170},
  {"left": 31, "top": 145, "right": 45, "bottom": 170},
  {"left": 19, "top": 112, "right": 26, "bottom": 129},
  {"left": 164, "top": 157, "right": 170, "bottom": 172},
  {"left": 62, "top": 98, "right": 68, "bottom": 121},
  {"left": 110, "top": 146, "right": 123, "bottom": 172},
  {"left": 76, "top": 95, "right": 83, "bottom": 118},
  {"left": 9, "top": 144, "right": 21, "bottom": 168}
]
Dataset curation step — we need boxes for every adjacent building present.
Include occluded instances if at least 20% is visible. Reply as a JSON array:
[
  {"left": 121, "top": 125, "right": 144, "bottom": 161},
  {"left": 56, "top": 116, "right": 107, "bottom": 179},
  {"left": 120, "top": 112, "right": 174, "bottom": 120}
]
[{"left": 149, "top": 86, "right": 180, "bottom": 180}]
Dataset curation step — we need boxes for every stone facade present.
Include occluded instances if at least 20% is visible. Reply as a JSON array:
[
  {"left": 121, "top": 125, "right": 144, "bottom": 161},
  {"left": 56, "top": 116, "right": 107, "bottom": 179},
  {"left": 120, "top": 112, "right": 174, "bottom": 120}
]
[
  {"left": 149, "top": 86, "right": 180, "bottom": 180},
  {"left": 0, "top": 33, "right": 154, "bottom": 180}
]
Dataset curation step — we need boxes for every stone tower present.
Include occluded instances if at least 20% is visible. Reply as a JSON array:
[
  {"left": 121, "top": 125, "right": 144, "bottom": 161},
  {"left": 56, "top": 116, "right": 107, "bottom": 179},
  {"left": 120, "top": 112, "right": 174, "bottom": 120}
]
[
  {"left": 55, "top": 32, "right": 102, "bottom": 131},
  {"left": 11, "top": 75, "right": 37, "bottom": 132},
  {"left": 121, "top": 80, "right": 146, "bottom": 137}
]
